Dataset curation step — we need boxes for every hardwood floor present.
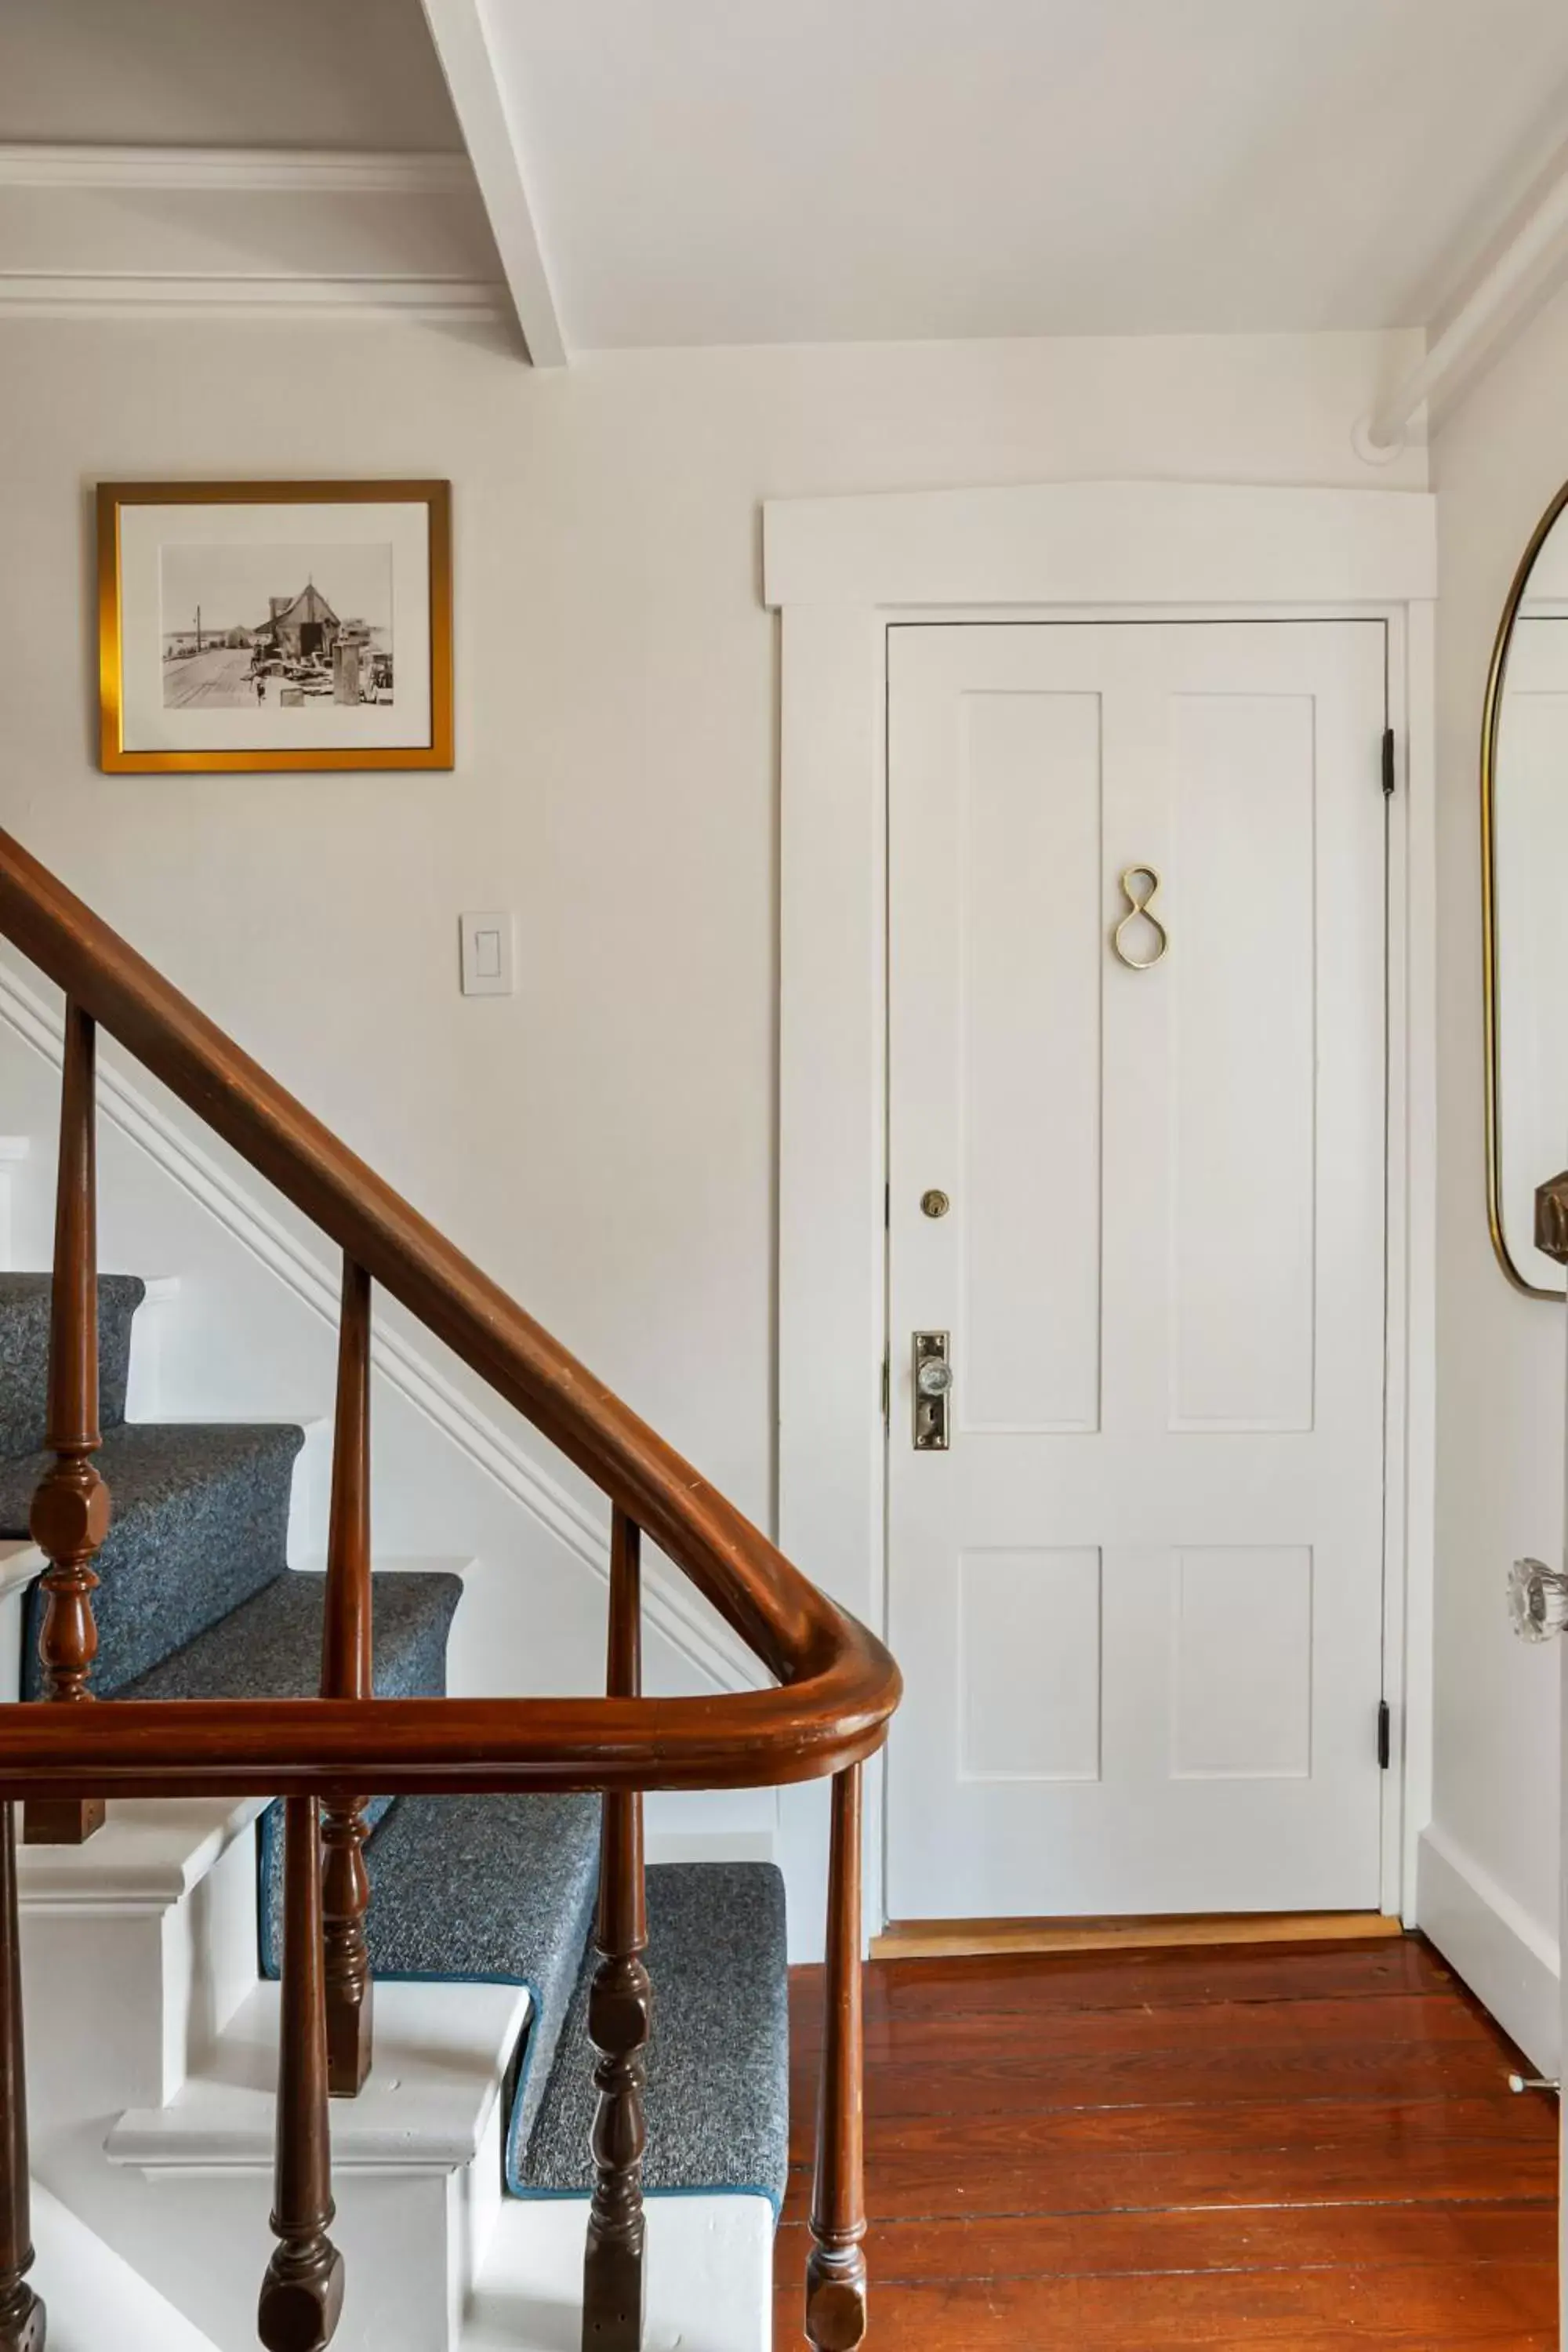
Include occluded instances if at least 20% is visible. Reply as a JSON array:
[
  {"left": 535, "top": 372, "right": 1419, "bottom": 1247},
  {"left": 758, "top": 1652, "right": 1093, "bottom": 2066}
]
[{"left": 777, "top": 1936, "right": 1558, "bottom": 2349}]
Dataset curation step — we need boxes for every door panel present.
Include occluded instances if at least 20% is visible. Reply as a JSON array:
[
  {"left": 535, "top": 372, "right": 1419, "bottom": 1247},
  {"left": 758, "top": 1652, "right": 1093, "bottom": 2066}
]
[
  {"left": 886, "top": 620, "right": 1388, "bottom": 1922},
  {"left": 960, "top": 691, "right": 1103, "bottom": 1433}
]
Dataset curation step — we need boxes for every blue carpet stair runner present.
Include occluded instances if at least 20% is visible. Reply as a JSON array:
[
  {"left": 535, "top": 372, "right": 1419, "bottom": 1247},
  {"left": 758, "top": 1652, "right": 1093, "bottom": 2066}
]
[{"left": 0, "top": 1272, "right": 789, "bottom": 2212}]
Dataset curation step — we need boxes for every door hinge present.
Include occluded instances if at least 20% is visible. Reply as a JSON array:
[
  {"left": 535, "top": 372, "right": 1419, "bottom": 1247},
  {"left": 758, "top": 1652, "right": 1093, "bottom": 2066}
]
[
  {"left": 880, "top": 1352, "right": 890, "bottom": 1422},
  {"left": 884, "top": 1181, "right": 891, "bottom": 1229},
  {"left": 1377, "top": 1699, "right": 1392, "bottom": 1769},
  {"left": 1381, "top": 727, "right": 1396, "bottom": 799}
]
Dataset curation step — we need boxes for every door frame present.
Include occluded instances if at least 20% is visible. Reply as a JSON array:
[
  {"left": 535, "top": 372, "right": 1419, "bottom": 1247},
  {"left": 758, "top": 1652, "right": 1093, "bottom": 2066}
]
[{"left": 766, "top": 480, "right": 1439, "bottom": 1941}]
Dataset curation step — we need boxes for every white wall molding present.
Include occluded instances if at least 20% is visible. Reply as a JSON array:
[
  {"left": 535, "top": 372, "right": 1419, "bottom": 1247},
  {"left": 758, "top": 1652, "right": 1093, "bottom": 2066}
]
[
  {"left": 1417, "top": 1823, "right": 1560, "bottom": 2073},
  {"left": 763, "top": 478, "right": 1437, "bottom": 611},
  {"left": 0, "top": 143, "right": 475, "bottom": 195},
  {"left": 419, "top": 0, "right": 568, "bottom": 366},
  {"left": 0, "top": 960, "right": 750, "bottom": 1695},
  {"left": 0, "top": 272, "right": 506, "bottom": 321}
]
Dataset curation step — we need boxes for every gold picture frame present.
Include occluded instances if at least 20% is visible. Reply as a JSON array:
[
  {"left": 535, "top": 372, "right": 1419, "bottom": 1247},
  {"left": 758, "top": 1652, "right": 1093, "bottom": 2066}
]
[
  {"left": 1478, "top": 474, "right": 1568, "bottom": 1301},
  {"left": 97, "top": 478, "right": 454, "bottom": 773}
]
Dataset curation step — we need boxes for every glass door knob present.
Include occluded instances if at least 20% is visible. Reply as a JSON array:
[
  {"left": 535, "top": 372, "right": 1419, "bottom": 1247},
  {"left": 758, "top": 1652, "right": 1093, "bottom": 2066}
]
[{"left": 1508, "top": 1557, "right": 1568, "bottom": 1642}]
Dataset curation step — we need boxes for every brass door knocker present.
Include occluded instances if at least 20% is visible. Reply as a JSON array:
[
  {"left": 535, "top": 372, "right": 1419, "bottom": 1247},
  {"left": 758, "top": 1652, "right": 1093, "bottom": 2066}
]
[{"left": 1112, "top": 865, "right": 1167, "bottom": 970}]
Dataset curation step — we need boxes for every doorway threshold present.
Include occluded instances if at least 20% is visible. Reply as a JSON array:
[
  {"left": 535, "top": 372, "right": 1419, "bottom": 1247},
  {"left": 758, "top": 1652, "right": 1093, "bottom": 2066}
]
[{"left": 872, "top": 1911, "right": 1404, "bottom": 1961}]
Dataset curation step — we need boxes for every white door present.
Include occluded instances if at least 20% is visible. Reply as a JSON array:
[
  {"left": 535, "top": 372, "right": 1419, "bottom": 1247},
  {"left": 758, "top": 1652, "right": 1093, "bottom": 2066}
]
[{"left": 886, "top": 620, "right": 1388, "bottom": 1921}]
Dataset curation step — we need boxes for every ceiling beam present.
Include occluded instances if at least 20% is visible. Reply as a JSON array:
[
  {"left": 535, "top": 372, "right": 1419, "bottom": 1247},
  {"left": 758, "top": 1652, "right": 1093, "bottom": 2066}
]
[
  {"left": 418, "top": 0, "right": 566, "bottom": 367},
  {"left": 1361, "top": 147, "right": 1568, "bottom": 456}
]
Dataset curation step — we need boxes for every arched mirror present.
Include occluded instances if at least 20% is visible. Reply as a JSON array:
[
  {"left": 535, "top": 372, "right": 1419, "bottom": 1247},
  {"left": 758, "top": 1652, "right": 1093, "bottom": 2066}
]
[{"left": 1483, "top": 482, "right": 1568, "bottom": 1299}]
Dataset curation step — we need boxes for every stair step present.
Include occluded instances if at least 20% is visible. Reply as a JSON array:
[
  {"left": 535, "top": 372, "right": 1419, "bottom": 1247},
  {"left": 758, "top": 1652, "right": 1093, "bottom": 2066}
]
[
  {"left": 0, "top": 1273, "right": 146, "bottom": 1461},
  {"left": 125, "top": 1565, "right": 463, "bottom": 1704},
  {"left": 259, "top": 1790, "right": 599, "bottom": 2165},
  {"left": 108, "top": 1976, "right": 528, "bottom": 2169},
  {"left": 517, "top": 1863, "right": 788, "bottom": 2210},
  {"left": 0, "top": 1421, "right": 303, "bottom": 1696},
  {"left": 107, "top": 1978, "right": 530, "bottom": 2352}
]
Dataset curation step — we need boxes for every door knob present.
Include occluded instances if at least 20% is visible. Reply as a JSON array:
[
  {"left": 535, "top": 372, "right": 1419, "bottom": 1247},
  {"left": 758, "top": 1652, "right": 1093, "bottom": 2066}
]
[
  {"left": 1508, "top": 1557, "right": 1568, "bottom": 1642},
  {"left": 913, "top": 1331, "right": 953, "bottom": 1451}
]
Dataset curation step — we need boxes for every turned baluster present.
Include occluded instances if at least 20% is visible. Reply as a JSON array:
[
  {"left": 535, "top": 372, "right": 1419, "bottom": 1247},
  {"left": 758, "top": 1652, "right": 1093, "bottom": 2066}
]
[
  {"left": 0, "top": 1805, "right": 43, "bottom": 2351},
  {"left": 320, "top": 1258, "right": 374, "bottom": 2096},
  {"left": 26, "top": 1001, "right": 109, "bottom": 1847},
  {"left": 805, "top": 1763, "right": 867, "bottom": 2352},
  {"left": 260, "top": 1796, "right": 344, "bottom": 2352},
  {"left": 582, "top": 1508, "right": 651, "bottom": 2352}
]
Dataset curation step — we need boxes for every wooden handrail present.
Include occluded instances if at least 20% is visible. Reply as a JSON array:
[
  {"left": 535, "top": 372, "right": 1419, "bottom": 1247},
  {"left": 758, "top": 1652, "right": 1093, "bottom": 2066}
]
[
  {"left": 0, "top": 824, "right": 897, "bottom": 1738},
  {"left": 0, "top": 1684, "right": 888, "bottom": 1798}
]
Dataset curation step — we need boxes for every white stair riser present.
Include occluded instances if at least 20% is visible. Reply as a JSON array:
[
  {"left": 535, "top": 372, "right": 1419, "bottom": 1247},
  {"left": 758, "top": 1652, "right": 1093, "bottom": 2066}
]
[
  {"left": 98, "top": 2087, "right": 506, "bottom": 2352},
  {"left": 21, "top": 1815, "right": 260, "bottom": 2117},
  {"left": 463, "top": 2196, "right": 775, "bottom": 2352}
]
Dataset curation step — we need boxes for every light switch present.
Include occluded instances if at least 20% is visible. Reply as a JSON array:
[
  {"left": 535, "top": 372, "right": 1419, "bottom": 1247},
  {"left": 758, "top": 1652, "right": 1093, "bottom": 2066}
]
[{"left": 459, "top": 911, "right": 515, "bottom": 997}]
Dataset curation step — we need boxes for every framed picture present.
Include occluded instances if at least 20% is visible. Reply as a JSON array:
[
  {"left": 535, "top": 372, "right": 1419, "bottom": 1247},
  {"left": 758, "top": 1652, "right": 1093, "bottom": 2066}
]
[{"left": 96, "top": 479, "right": 453, "bottom": 773}]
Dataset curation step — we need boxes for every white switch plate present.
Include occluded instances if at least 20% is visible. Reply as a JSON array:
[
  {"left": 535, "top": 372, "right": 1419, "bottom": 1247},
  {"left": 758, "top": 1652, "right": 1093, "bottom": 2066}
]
[{"left": 459, "top": 911, "right": 515, "bottom": 997}]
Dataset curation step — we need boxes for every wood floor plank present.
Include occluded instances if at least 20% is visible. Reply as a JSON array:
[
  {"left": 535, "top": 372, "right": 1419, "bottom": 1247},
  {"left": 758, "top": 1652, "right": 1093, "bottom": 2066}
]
[
  {"left": 788, "top": 2035, "right": 1517, "bottom": 2132},
  {"left": 775, "top": 2201, "right": 1553, "bottom": 2286},
  {"left": 777, "top": 1935, "right": 1558, "bottom": 2349},
  {"left": 774, "top": 2263, "right": 1557, "bottom": 2347},
  {"left": 788, "top": 1937, "right": 1457, "bottom": 2040},
  {"left": 795, "top": 1990, "right": 1503, "bottom": 2072}
]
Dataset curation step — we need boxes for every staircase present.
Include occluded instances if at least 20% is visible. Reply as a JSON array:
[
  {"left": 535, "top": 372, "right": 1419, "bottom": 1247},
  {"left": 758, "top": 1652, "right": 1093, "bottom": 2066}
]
[{"left": 0, "top": 826, "right": 899, "bottom": 2352}]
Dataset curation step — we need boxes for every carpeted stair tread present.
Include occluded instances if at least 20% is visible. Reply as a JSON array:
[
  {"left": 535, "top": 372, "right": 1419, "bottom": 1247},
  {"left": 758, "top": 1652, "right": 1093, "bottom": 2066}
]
[
  {"left": 259, "top": 1790, "right": 599, "bottom": 2165},
  {"left": 123, "top": 1566, "right": 463, "bottom": 1703},
  {"left": 516, "top": 1861, "right": 788, "bottom": 2211},
  {"left": 0, "top": 1274, "right": 145, "bottom": 1461},
  {"left": 0, "top": 1421, "right": 303, "bottom": 1698}
]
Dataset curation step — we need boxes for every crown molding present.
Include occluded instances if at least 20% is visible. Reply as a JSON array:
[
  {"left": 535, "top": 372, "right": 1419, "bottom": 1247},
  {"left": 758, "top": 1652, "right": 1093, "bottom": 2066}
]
[
  {"left": 0, "top": 270, "right": 506, "bottom": 320},
  {"left": 0, "top": 958, "right": 753, "bottom": 1694},
  {"left": 0, "top": 143, "right": 474, "bottom": 194}
]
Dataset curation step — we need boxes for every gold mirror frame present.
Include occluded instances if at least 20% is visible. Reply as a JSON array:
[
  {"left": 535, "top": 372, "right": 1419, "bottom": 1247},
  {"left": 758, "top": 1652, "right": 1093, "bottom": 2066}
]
[{"left": 1479, "top": 476, "right": 1568, "bottom": 1301}]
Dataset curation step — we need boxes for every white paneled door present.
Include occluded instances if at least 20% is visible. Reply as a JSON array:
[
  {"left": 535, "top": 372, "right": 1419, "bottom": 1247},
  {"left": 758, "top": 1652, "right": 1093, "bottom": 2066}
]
[{"left": 886, "top": 621, "right": 1388, "bottom": 1920}]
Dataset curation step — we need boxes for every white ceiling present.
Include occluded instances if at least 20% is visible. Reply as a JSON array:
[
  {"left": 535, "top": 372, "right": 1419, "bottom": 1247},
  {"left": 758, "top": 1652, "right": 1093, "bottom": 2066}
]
[
  {"left": 478, "top": 0, "right": 1568, "bottom": 348},
  {"left": 6, "top": 0, "right": 1568, "bottom": 360}
]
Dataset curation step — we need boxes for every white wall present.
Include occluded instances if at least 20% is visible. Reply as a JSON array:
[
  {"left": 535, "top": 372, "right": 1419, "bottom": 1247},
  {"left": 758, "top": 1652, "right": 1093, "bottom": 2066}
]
[
  {"left": 0, "top": 316, "right": 1425, "bottom": 1945},
  {"left": 1420, "top": 277, "right": 1568, "bottom": 2070}
]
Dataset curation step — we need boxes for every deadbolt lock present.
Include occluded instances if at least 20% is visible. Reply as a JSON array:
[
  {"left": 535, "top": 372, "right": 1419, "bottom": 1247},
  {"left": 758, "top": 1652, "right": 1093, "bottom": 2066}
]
[
  {"left": 913, "top": 1330, "right": 953, "bottom": 1450},
  {"left": 920, "top": 1189, "right": 951, "bottom": 1219}
]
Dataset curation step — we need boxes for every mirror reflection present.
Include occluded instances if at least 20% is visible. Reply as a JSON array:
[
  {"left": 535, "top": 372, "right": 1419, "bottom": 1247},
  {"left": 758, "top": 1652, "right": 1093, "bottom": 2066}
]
[{"left": 1486, "top": 490, "right": 1568, "bottom": 1298}]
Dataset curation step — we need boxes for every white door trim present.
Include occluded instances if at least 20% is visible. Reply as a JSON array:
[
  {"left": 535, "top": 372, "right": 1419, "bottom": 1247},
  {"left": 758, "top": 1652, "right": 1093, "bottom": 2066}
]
[{"left": 767, "top": 479, "right": 1438, "bottom": 1939}]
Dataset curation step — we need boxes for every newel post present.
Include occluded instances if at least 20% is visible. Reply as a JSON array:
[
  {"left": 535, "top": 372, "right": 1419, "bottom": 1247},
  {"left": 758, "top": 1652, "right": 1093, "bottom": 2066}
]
[
  {"left": 582, "top": 1508, "right": 651, "bottom": 2352},
  {"left": 320, "top": 1257, "right": 374, "bottom": 2097},
  {"left": 259, "top": 1796, "right": 344, "bottom": 2352},
  {"left": 805, "top": 1762, "right": 868, "bottom": 2351},
  {"left": 0, "top": 1805, "right": 44, "bottom": 2350},
  {"left": 27, "top": 1001, "right": 109, "bottom": 1847}
]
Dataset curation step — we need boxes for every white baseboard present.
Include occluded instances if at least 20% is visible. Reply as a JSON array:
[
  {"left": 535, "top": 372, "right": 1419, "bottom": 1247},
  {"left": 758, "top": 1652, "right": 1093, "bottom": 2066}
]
[{"left": 1415, "top": 1823, "right": 1560, "bottom": 2073}]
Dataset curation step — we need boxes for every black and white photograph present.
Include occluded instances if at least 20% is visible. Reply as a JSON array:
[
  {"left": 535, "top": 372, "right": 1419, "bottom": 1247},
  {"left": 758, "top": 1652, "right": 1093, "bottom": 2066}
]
[
  {"left": 100, "top": 481, "right": 452, "bottom": 773},
  {"left": 160, "top": 543, "right": 394, "bottom": 712}
]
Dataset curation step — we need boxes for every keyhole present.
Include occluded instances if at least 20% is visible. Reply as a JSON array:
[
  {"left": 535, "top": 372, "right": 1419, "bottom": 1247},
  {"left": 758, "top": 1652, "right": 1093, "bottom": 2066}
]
[{"left": 1112, "top": 865, "right": 1168, "bottom": 970}]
